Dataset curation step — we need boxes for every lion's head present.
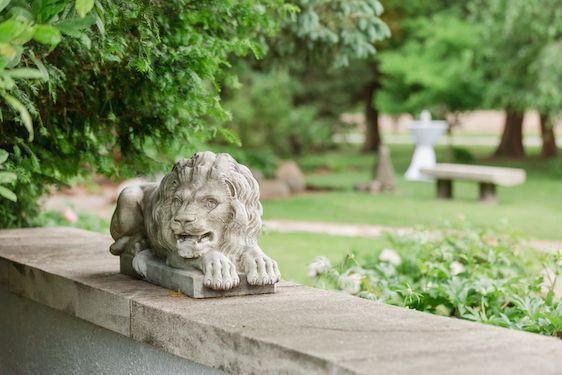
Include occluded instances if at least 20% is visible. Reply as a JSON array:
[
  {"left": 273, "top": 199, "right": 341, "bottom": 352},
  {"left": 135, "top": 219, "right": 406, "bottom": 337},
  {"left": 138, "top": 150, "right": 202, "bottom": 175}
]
[{"left": 146, "top": 152, "right": 262, "bottom": 263}]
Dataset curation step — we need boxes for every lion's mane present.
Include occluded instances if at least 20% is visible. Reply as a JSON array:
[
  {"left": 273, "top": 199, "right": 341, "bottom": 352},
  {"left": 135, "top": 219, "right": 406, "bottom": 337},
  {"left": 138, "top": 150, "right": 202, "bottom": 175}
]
[{"left": 144, "top": 151, "right": 262, "bottom": 263}]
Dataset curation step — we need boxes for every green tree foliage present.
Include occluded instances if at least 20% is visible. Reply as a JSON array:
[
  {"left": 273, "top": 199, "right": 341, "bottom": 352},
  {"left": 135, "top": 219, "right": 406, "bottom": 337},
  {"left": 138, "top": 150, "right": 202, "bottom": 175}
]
[
  {"left": 0, "top": 0, "right": 99, "bottom": 204},
  {"left": 218, "top": 0, "right": 390, "bottom": 156},
  {"left": 474, "top": 0, "right": 558, "bottom": 116},
  {"left": 0, "top": 0, "right": 293, "bottom": 227},
  {"left": 271, "top": 0, "right": 389, "bottom": 68},
  {"left": 224, "top": 68, "right": 331, "bottom": 156},
  {"left": 376, "top": 0, "right": 562, "bottom": 157},
  {"left": 377, "top": 6, "right": 484, "bottom": 120},
  {"left": 474, "top": 0, "right": 562, "bottom": 157}
]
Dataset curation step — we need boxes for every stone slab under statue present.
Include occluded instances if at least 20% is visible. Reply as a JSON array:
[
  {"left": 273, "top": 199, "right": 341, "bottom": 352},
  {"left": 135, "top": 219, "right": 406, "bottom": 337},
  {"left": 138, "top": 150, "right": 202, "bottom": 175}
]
[{"left": 110, "top": 151, "right": 280, "bottom": 298}]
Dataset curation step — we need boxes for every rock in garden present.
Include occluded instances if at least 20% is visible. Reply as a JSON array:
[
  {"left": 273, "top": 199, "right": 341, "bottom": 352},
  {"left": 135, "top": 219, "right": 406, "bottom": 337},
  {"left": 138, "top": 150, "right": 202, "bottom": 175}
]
[
  {"left": 259, "top": 179, "right": 291, "bottom": 199},
  {"left": 275, "top": 161, "right": 306, "bottom": 193}
]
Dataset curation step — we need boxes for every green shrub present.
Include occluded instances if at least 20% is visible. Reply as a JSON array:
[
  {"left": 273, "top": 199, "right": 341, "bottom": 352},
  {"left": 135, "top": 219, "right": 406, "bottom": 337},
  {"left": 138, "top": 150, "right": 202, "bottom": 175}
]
[
  {"left": 221, "top": 69, "right": 333, "bottom": 157},
  {"left": 0, "top": 0, "right": 292, "bottom": 228},
  {"left": 310, "top": 221, "right": 562, "bottom": 336}
]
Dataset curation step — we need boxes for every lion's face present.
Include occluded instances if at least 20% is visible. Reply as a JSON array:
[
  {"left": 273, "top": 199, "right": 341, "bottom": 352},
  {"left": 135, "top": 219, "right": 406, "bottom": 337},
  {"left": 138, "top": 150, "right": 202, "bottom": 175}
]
[
  {"left": 147, "top": 152, "right": 263, "bottom": 263},
  {"left": 167, "top": 180, "right": 232, "bottom": 259}
]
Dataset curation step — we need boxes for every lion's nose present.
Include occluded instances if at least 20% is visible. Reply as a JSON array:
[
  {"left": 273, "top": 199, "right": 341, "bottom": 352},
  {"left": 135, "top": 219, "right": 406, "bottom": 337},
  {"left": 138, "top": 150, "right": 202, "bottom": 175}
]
[{"left": 174, "top": 214, "right": 197, "bottom": 226}]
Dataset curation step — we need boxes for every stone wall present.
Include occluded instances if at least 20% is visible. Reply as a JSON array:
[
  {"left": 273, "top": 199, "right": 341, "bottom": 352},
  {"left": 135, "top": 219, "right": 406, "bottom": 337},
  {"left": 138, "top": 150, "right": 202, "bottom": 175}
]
[
  {"left": 0, "top": 289, "right": 221, "bottom": 374},
  {"left": 1, "top": 227, "right": 561, "bottom": 375}
]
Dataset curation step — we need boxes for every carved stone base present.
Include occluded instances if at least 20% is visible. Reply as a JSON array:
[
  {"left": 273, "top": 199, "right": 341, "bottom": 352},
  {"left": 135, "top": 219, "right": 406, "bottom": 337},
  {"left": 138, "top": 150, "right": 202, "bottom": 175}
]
[{"left": 120, "top": 252, "right": 276, "bottom": 299}]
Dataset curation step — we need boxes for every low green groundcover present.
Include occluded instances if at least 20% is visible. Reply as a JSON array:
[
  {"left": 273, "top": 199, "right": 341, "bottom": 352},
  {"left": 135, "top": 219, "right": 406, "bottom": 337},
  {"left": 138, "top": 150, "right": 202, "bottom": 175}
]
[{"left": 310, "top": 221, "right": 562, "bottom": 337}]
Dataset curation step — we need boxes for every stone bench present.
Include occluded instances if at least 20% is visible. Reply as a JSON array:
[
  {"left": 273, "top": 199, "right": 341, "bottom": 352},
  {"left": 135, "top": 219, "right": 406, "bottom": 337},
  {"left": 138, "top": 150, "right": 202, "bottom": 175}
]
[
  {"left": 421, "top": 163, "right": 526, "bottom": 202},
  {"left": 1, "top": 227, "right": 561, "bottom": 374}
]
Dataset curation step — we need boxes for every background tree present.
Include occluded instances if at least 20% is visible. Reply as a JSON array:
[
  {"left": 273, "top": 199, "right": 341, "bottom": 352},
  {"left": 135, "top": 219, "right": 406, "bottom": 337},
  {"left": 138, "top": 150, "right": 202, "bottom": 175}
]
[
  {"left": 525, "top": 2, "right": 562, "bottom": 158},
  {"left": 533, "top": 44, "right": 562, "bottom": 158},
  {"left": 218, "top": 0, "right": 390, "bottom": 155},
  {"left": 376, "top": 2, "right": 484, "bottom": 128},
  {"left": 353, "top": 0, "right": 482, "bottom": 152},
  {"left": 473, "top": 0, "right": 562, "bottom": 158},
  {"left": 377, "top": 14, "right": 484, "bottom": 122}
]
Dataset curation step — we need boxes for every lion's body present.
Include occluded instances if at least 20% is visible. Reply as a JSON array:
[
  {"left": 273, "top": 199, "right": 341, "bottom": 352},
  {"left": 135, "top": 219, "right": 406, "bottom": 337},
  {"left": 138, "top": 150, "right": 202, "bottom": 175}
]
[{"left": 109, "top": 151, "right": 280, "bottom": 290}]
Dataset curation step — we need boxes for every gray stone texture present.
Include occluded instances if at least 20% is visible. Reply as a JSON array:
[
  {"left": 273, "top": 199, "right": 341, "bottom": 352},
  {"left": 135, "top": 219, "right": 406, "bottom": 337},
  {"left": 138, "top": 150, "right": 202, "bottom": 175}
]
[
  {"left": 1, "top": 227, "right": 562, "bottom": 375},
  {"left": 124, "top": 251, "right": 275, "bottom": 298},
  {"left": 0, "top": 288, "right": 222, "bottom": 375},
  {"left": 109, "top": 151, "right": 280, "bottom": 293}
]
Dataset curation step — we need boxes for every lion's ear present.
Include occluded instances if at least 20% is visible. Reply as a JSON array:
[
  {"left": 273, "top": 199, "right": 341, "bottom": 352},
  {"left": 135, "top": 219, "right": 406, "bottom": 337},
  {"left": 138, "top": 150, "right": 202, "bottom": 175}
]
[{"left": 225, "top": 179, "right": 236, "bottom": 198}]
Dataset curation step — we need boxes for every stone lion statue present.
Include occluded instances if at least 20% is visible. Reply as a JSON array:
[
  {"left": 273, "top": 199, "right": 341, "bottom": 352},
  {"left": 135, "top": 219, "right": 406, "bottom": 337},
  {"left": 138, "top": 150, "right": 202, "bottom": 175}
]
[{"left": 109, "top": 151, "right": 280, "bottom": 290}]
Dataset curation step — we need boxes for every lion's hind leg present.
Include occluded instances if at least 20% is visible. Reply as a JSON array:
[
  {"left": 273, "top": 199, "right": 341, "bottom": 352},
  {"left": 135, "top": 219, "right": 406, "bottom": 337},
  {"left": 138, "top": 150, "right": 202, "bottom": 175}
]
[{"left": 110, "top": 185, "right": 147, "bottom": 255}]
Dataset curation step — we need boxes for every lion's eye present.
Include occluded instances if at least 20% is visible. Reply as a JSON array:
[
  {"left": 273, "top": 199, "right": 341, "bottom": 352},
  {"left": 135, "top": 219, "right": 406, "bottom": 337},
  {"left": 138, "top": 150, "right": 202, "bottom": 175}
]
[
  {"left": 173, "top": 196, "right": 182, "bottom": 205},
  {"left": 206, "top": 198, "right": 218, "bottom": 209}
]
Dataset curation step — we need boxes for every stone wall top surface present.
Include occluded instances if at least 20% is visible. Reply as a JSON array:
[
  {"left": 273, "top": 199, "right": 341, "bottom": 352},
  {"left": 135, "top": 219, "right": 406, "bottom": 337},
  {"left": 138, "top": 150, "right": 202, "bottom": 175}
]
[{"left": 1, "top": 227, "right": 561, "bottom": 375}]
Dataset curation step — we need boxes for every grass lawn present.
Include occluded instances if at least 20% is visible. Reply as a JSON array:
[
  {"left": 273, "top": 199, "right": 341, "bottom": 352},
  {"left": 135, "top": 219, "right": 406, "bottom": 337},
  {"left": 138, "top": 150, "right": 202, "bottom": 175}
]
[
  {"left": 260, "top": 231, "right": 388, "bottom": 285},
  {"left": 262, "top": 144, "right": 562, "bottom": 241}
]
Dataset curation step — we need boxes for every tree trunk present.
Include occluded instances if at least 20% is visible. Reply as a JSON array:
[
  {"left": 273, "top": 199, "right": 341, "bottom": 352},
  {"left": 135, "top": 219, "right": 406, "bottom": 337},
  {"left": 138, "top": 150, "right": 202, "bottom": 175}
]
[
  {"left": 494, "top": 109, "right": 525, "bottom": 157},
  {"left": 539, "top": 113, "right": 557, "bottom": 158},
  {"left": 362, "top": 63, "right": 382, "bottom": 153}
]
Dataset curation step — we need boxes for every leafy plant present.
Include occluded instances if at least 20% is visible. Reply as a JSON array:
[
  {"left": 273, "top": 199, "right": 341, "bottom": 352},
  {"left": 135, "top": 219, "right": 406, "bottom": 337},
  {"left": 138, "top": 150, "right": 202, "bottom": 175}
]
[
  {"left": 214, "top": 0, "right": 391, "bottom": 158},
  {"left": 221, "top": 68, "right": 333, "bottom": 156},
  {"left": 0, "top": 0, "right": 294, "bottom": 228},
  {"left": 273, "top": 0, "right": 389, "bottom": 68},
  {"left": 377, "top": 10, "right": 484, "bottom": 118},
  {"left": 0, "top": 148, "right": 16, "bottom": 201},
  {"left": 0, "top": 0, "right": 99, "bottom": 141},
  {"left": 311, "top": 221, "right": 562, "bottom": 337}
]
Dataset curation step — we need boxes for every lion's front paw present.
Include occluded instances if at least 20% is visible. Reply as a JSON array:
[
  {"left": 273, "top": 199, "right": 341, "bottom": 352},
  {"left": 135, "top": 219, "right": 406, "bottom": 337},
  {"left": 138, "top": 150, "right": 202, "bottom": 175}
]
[
  {"left": 202, "top": 252, "right": 240, "bottom": 291},
  {"left": 244, "top": 253, "right": 281, "bottom": 286}
]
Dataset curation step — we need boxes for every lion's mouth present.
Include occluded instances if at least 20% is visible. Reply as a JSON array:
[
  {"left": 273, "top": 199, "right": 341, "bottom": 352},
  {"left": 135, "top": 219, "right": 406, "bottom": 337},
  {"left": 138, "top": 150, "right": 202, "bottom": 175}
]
[{"left": 175, "top": 232, "right": 214, "bottom": 244}]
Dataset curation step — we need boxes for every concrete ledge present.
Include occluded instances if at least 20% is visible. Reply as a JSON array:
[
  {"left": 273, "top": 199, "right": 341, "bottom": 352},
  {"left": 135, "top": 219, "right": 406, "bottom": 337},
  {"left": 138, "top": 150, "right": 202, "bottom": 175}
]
[
  {"left": 0, "top": 289, "right": 222, "bottom": 374},
  {"left": 1, "top": 227, "right": 561, "bottom": 375}
]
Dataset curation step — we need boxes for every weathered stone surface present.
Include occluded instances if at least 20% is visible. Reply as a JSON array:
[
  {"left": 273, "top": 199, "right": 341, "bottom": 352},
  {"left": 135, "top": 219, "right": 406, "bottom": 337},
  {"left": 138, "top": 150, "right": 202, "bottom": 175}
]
[
  {"left": 421, "top": 163, "right": 526, "bottom": 186},
  {"left": 249, "top": 168, "right": 264, "bottom": 184},
  {"left": 2, "top": 227, "right": 562, "bottom": 375},
  {"left": 0, "top": 228, "right": 131, "bottom": 336},
  {"left": 109, "top": 151, "right": 280, "bottom": 294},
  {"left": 1, "top": 289, "right": 222, "bottom": 375},
  {"left": 123, "top": 251, "right": 275, "bottom": 298},
  {"left": 275, "top": 160, "right": 306, "bottom": 193},
  {"left": 120, "top": 252, "right": 138, "bottom": 278}
]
